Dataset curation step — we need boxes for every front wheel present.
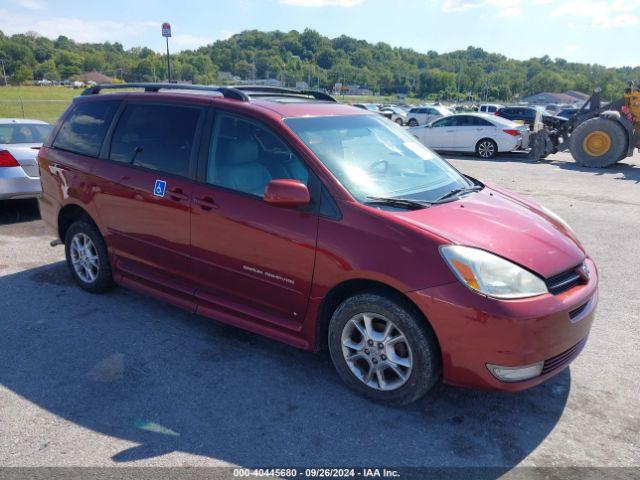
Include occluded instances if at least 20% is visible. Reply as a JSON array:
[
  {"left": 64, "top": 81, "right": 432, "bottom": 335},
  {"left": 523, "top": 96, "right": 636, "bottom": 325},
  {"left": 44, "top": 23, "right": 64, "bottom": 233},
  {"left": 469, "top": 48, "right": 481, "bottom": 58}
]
[
  {"left": 395, "top": 118, "right": 404, "bottom": 126},
  {"left": 65, "top": 220, "right": 114, "bottom": 293},
  {"left": 328, "top": 293, "right": 441, "bottom": 405},
  {"left": 408, "top": 118, "right": 419, "bottom": 127},
  {"left": 476, "top": 138, "right": 498, "bottom": 159}
]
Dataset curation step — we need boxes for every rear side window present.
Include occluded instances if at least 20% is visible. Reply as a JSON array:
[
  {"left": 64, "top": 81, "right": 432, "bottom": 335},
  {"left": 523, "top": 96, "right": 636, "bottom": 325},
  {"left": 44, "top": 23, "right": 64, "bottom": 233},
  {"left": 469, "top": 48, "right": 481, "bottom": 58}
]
[
  {"left": 470, "top": 116, "right": 493, "bottom": 126},
  {"left": 109, "top": 103, "right": 202, "bottom": 177},
  {"left": 53, "top": 101, "right": 119, "bottom": 157}
]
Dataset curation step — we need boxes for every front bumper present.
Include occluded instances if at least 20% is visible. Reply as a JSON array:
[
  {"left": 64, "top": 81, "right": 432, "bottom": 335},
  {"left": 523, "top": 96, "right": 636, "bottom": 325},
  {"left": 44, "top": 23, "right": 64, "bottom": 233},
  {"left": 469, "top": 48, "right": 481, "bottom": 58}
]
[
  {"left": 0, "top": 166, "right": 41, "bottom": 200},
  {"left": 408, "top": 257, "right": 598, "bottom": 391}
]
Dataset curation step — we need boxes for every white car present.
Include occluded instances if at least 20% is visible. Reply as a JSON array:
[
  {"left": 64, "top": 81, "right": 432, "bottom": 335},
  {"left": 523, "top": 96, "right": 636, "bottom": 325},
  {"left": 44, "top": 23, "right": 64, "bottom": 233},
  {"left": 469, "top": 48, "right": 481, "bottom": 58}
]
[
  {"left": 0, "top": 119, "right": 53, "bottom": 199},
  {"left": 379, "top": 106, "right": 408, "bottom": 125},
  {"left": 478, "top": 103, "right": 504, "bottom": 114},
  {"left": 406, "top": 105, "right": 452, "bottom": 127},
  {"left": 409, "top": 113, "right": 529, "bottom": 159}
]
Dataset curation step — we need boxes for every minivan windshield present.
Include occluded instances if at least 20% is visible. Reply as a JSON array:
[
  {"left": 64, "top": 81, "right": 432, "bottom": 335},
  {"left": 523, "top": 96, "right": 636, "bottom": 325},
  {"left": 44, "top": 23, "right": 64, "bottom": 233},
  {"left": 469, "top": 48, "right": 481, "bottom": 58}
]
[{"left": 285, "top": 114, "right": 473, "bottom": 204}]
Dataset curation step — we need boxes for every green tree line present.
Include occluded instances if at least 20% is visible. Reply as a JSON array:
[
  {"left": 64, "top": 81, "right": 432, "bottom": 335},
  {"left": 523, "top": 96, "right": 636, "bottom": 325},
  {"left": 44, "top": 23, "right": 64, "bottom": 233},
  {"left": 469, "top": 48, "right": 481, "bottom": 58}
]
[{"left": 1, "top": 28, "right": 638, "bottom": 101}]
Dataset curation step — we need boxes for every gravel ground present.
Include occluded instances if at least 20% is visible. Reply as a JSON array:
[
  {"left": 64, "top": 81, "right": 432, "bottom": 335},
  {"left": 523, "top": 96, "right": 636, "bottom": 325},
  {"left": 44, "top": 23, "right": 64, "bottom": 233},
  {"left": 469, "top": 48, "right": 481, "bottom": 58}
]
[{"left": 0, "top": 151, "right": 638, "bottom": 474}]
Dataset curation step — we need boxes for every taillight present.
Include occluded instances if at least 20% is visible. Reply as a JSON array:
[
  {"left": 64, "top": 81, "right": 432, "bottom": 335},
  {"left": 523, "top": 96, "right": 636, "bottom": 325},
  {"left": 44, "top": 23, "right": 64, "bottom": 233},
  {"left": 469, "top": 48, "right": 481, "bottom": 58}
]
[
  {"left": 494, "top": 111, "right": 499, "bottom": 115},
  {"left": 503, "top": 129, "right": 520, "bottom": 136},
  {"left": 0, "top": 150, "right": 19, "bottom": 167}
]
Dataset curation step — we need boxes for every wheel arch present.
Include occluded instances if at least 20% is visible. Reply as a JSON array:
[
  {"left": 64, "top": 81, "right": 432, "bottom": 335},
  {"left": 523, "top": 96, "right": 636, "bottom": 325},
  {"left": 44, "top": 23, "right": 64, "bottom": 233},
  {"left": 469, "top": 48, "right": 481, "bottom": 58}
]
[
  {"left": 57, "top": 204, "right": 98, "bottom": 243},
  {"left": 314, "top": 278, "right": 441, "bottom": 354}
]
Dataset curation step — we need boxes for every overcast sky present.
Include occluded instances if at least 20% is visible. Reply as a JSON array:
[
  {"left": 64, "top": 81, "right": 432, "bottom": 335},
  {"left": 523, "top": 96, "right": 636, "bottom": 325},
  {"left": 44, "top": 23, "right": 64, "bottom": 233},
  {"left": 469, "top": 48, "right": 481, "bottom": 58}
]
[{"left": 1, "top": 0, "right": 639, "bottom": 67}]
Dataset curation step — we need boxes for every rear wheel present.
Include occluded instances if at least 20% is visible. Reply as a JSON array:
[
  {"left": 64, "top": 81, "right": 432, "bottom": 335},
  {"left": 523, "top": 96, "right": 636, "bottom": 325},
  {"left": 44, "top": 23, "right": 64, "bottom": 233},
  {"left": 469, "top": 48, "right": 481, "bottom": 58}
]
[
  {"left": 395, "top": 118, "right": 404, "bottom": 126},
  {"left": 328, "top": 293, "right": 441, "bottom": 405},
  {"left": 408, "top": 118, "right": 419, "bottom": 127},
  {"left": 569, "top": 117, "right": 627, "bottom": 167},
  {"left": 475, "top": 138, "right": 498, "bottom": 159},
  {"left": 65, "top": 221, "right": 114, "bottom": 293}
]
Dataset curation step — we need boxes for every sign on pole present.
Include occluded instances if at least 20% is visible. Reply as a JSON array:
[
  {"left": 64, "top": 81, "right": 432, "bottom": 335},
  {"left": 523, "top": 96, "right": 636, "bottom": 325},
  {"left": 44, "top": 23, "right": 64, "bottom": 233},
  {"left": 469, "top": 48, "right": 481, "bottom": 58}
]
[
  {"left": 162, "top": 22, "right": 172, "bottom": 38},
  {"left": 162, "top": 22, "right": 172, "bottom": 82}
]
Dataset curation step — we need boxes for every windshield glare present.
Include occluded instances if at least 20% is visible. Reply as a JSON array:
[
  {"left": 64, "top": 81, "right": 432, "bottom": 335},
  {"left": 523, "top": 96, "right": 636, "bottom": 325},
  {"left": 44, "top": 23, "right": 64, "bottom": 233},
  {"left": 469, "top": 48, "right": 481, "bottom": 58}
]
[{"left": 285, "top": 114, "right": 471, "bottom": 203}]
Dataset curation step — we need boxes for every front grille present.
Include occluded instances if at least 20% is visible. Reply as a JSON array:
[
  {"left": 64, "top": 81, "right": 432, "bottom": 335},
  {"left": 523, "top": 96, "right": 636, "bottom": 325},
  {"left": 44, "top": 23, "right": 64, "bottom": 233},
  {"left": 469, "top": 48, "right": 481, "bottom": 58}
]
[
  {"left": 546, "top": 265, "right": 585, "bottom": 295},
  {"left": 541, "top": 337, "right": 588, "bottom": 375},
  {"left": 569, "top": 299, "right": 591, "bottom": 320}
]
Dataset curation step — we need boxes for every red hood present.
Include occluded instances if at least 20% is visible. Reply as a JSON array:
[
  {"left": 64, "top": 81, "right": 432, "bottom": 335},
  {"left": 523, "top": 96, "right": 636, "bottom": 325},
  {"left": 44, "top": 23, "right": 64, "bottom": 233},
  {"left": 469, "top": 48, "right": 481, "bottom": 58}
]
[{"left": 395, "top": 186, "right": 585, "bottom": 278}]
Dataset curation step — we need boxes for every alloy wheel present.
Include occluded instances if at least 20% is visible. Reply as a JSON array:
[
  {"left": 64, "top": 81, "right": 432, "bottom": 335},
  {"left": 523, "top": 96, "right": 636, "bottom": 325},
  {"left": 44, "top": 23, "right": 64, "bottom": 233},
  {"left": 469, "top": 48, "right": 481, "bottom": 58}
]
[
  {"left": 478, "top": 140, "right": 496, "bottom": 158},
  {"left": 69, "top": 232, "right": 100, "bottom": 283},
  {"left": 341, "top": 312, "right": 413, "bottom": 391}
]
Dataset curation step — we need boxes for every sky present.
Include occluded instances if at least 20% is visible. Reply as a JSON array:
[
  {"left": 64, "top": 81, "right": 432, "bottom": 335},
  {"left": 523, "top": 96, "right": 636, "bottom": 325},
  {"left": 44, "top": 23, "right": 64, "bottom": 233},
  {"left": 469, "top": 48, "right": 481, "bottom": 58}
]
[{"left": 1, "top": 0, "right": 639, "bottom": 67}]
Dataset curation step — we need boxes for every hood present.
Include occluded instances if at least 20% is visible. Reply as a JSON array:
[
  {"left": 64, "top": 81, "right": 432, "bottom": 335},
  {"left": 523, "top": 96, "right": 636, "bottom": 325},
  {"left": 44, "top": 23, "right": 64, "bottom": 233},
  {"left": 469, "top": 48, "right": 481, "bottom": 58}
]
[{"left": 395, "top": 187, "right": 585, "bottom": 278}]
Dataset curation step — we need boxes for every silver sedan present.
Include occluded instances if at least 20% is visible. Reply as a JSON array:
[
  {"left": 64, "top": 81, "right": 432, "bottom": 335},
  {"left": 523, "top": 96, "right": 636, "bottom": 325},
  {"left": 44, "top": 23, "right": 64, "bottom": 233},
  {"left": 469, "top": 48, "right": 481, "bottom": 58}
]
[{"left": 0, "top": 119, "right": 53, "bottom": 200}]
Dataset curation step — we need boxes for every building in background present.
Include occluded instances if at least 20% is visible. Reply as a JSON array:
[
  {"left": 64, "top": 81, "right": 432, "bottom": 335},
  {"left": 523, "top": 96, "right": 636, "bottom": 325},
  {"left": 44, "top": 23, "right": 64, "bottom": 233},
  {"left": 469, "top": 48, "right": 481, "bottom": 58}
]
[{"left": 522, "top": 90, "right": 589, "bottom": 106}]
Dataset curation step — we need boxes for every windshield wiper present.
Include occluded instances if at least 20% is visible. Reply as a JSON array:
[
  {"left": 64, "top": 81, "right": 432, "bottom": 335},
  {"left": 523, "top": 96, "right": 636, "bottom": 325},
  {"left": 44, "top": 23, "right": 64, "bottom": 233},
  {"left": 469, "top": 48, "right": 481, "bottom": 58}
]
[
  {"left": 434, "top": 185, "right": 483, "bottom": 203},
  {"left": 366, "top": 196, "right": 432, "bottom": 210}
]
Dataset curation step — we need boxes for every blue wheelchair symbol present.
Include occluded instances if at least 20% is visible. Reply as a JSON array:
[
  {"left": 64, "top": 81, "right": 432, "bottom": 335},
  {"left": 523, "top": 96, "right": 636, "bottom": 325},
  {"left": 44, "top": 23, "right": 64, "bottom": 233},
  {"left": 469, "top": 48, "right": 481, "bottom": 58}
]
[{"left": 153, "top": 180, "right": 166, "bottom": 197}]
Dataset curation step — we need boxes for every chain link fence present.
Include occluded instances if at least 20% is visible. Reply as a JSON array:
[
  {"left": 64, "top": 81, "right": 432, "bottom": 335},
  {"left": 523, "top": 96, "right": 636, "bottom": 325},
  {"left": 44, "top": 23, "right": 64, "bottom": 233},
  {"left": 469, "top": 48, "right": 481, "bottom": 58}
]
[{"left": 0, "top": 98, "right": 70, "bottom": 124}]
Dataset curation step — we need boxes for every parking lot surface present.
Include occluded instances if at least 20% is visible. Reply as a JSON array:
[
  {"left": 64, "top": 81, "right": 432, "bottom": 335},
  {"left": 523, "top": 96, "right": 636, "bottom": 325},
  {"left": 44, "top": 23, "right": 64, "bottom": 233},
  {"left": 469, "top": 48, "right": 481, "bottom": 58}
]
[{"left": 0, "top": 151, "right": 638, "bottom": 471}]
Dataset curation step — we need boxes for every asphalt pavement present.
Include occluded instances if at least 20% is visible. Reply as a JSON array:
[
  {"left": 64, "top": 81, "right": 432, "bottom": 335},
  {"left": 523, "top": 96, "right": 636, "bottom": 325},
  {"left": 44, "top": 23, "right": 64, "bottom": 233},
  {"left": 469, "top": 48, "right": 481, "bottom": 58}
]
[{"left": 0, "top": 151, "right": 638, "bottom": 473}]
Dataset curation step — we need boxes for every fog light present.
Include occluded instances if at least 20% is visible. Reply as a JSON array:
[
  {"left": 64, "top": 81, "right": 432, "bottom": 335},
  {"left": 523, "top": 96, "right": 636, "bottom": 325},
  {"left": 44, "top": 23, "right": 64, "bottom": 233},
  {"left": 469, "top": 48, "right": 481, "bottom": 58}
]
[{"left": 486, "top": 361, "right": 543, "bottom": 382}]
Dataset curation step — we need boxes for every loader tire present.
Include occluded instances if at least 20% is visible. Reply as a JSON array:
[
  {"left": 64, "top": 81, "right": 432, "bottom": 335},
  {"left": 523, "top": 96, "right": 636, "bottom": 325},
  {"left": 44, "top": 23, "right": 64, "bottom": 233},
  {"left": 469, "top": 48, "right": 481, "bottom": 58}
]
[{"left": 569, "top": 117, "right": 627, "bottom": 168}]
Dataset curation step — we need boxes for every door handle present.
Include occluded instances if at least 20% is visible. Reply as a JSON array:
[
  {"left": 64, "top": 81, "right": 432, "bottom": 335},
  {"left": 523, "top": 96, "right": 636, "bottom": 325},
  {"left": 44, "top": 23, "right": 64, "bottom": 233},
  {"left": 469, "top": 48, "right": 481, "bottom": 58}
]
[
  {"left": 446, "top": 129, "right": 454, "bottom": 133},
  {"left": 168, "top": 187, "right": 189, "bottom": 201},
  {"left": 194, "top": 196, "right": 218, "bottom": 211}
]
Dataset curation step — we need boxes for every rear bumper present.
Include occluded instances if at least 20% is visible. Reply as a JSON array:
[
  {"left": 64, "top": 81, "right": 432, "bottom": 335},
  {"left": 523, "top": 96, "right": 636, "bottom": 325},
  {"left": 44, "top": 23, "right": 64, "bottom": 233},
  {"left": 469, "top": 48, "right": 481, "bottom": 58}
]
[
  {"left": 408, "top": 257, "right": 598, "bottom": 391},
  {"left": 0, "top": 166, "right": 41, "bottom": 200}
]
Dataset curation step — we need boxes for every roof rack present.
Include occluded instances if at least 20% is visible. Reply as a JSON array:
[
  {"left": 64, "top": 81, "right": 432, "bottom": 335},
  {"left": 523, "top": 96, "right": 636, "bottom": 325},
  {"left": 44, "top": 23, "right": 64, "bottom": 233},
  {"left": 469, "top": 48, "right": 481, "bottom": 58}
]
[
  {"left": 81, "top": 83, "right": 250, "bottom": 101},
  {"left": 81, "top": 83, "right": 337, "bottom": 103},
  {"left": 232, "top": 85, "right": 337, "bottom": 103}
]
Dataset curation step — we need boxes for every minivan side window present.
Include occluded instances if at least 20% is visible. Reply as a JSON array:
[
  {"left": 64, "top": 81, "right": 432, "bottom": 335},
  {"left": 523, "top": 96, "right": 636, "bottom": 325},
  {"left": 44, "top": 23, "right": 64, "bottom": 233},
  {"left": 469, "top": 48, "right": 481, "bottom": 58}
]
[
  {"left": 109, "top": 103, "right": 202, "bottom": 177},
  {"left": 207, "top": 114, "right": 308, "bottom": 198},
  {"left": 53, "top": 101, "right": 119, "bottom": 157}
]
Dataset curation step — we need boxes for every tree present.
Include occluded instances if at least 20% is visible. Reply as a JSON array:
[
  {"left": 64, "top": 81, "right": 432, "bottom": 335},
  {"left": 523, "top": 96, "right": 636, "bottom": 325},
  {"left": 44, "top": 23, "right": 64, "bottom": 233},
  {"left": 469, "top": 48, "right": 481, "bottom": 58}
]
[
  {"left": 0, "top": 29, "right": 631, "bottom": 101},
  {"left": 10, "top": 65, "right": 33, "bottom": 85}
]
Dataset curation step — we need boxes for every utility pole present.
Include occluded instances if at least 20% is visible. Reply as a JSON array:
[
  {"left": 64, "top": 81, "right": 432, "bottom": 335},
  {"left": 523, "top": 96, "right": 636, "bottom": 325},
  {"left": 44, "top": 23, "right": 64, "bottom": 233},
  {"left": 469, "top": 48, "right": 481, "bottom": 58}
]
[
  {"left": 162, "top": 22, "right": 172, "bottom": 83},
  {"left": 0, "top": 60, "right": 7, "bottom": 86}
]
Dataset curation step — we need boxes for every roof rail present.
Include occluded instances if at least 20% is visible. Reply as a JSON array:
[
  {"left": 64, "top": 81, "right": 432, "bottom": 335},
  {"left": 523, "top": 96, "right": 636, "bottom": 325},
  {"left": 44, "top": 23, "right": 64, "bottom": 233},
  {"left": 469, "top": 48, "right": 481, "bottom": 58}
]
[
  {"left": 233, "top": 85, "right": 337, "bottom": 102},
  {"left": 81, "top": 83, "right": 250, "bottom": 101}
]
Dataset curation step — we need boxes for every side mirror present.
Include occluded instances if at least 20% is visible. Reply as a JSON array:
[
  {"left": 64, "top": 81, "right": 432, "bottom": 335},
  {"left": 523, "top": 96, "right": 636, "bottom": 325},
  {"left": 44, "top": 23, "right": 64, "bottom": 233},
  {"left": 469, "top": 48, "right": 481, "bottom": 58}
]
[{"left": 264, "top": 179, "right": 310, "bottom": 208}]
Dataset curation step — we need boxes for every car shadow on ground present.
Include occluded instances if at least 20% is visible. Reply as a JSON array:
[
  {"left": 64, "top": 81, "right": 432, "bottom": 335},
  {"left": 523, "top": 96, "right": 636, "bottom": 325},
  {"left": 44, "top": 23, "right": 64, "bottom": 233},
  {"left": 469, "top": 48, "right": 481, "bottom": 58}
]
[
  {"left": 0, "top": 198, "right": 41, "bottom": 225},
  {"left": 0, "top": 261, "right": 571, "bottom": 475}
]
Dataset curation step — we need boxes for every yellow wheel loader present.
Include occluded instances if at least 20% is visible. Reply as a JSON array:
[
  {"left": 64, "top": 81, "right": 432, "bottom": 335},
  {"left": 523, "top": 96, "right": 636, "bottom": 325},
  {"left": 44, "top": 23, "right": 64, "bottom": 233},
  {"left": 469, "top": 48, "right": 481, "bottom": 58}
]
[{"left": 535, "top": 83, "right": 640, "bottom": 167}]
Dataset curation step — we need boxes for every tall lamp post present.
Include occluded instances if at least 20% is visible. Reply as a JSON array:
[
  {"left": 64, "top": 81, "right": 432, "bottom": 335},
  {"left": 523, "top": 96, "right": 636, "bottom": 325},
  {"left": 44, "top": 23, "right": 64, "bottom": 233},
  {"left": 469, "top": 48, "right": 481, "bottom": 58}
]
[
  {"left": 161, "top": 22, "right": 172, "bottom": 83},
  {"left": 0, "top": 60, "right": 7, "bottom": 86}
]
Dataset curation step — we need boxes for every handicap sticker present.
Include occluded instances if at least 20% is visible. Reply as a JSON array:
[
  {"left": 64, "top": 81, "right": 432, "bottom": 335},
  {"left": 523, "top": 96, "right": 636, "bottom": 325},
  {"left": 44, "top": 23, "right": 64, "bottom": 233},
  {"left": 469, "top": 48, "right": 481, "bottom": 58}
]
[{"left": 153, "top": 179, "right": 167, "bottom": 197}]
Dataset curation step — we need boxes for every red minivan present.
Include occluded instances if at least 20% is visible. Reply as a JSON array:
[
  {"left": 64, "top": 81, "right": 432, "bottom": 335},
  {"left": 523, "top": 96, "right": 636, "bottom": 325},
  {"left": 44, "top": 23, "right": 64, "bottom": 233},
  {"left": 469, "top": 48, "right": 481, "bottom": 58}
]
[{"left": 38, "top": 84, "right": 598, "bottom": 405}]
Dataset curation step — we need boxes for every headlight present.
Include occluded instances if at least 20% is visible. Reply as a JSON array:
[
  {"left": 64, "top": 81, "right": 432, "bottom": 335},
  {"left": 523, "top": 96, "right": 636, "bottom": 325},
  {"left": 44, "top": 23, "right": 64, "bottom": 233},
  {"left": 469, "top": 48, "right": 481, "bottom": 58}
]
[
  {"left": 540, "top": 206, "right": 576, "bottom": 237},
  {"left": 440, "top": 245, "right": 548, "bottom": 299}
]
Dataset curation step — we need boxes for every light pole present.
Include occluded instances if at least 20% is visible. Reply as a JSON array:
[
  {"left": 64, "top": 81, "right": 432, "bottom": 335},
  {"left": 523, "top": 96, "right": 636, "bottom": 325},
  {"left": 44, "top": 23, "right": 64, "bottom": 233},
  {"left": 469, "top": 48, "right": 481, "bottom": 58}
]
[
  {"left": 0, "top": 60, "right": 7, "bottom": 86},
  {"left": 162, "top": 23, "right": 172, "bottom": 83}
]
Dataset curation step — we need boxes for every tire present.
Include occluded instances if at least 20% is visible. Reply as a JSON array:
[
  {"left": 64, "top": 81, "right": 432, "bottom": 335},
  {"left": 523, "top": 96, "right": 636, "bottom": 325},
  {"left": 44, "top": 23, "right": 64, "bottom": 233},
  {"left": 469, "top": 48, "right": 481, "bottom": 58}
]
[
  {"left": 328, "top": 293, "right": 441, "bottom": 405},
  {"left": 569, "top": 117, "right": 627, "bottom": 168},
  {"left": 395, "top": 118, "right": 404, "bottom": 126},
  {"left": 475, "top": 138, "right": 498, "bottom": 159},
  {"left": 408, "top": 118, "right": 419, "bottom": 127},
  {"left": 64, "top": 220, "right": 114, "bottom": 293}
]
